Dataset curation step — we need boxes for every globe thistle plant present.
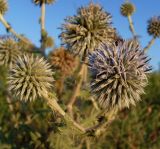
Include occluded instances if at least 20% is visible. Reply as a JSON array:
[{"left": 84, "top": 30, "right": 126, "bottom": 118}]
[
  {"left": 50, "top": 47, "right": 77, "bottom": 76},
  {"left": 8, "top": 54, "right": 54, "bottom": 101},
  {"left": 60, "top": 3, "right": 116, "bottom": 58},
  {"left": 120, "top": 2, "right": 135, "bottom": 17},
  {"left": 0, "top": 38, "right": 21, "bottom": 67},
  {"left": 33, "top": 0, "right": 55, "bottom": 6},
  {"left": 0, "top": 0, "right": 8, "bottom": 15},
  {"left": 89, "top": 40, "right": 151, "bottom": 111},
  {"left": 147, "top": 16, "right": 160, "bottom": 38}
]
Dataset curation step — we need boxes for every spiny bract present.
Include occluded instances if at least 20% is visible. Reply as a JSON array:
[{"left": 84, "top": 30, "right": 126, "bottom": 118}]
[
  {"left": 50, "top": 47, "right": 77, "bottom": 76},
  {"left": 0, "top": 0, "right": 8, "bottom": 15},
  {"left": 33, "top": 0, "right": 55, "bottom": 6},
  {"left": 8, "top": 54, "right": 54, "bottom": 102},
  {"left": 0, "top": 38, "right": 21, "bottom": 67},
  {"left": 89, "top": 40, "right": 151, "bottom": 111},
  {"left": 60, "top": 3, "right": 116, "bottom": 58},
  {"left": 147, "top": 16, "right": 160, "bottom": 38},
  {"left": 120, "top": 2, "right": 135, "bottom": 17}
]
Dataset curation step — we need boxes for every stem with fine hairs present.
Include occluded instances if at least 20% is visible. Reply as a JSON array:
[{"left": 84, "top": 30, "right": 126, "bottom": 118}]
[
  {"left": 67, "top": 59, "right": 87, "bottom": 117},
  {"left": 86, "top": 109, "right": 118, "bottom": 136},
  {"left": 42, "top": 92, "right": 85, "bottom": 133},
  {"left": 143, "top": 37, "right": 155, "bottom": 52},
  {"left": 127, "top": 15, "right": 136, "bottom": 37}
]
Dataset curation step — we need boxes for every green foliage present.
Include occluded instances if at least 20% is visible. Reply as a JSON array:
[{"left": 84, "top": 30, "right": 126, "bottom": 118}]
[{"left": 0, "top": 68, "right": 160, "bottom": 148}]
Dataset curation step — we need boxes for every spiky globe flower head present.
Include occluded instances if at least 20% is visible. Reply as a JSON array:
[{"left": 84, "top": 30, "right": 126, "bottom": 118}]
[
  {"left": 147, "top": 16, "right": 160, "bottom": 38},
  {"left": 8, "top": 54, "right": 54, "bottom": 101},
  {"left": 50, "top": 47, "right": 77, "bottom": 76},
  {"left": 33, "top": 0, "right": 55, "bottom": 6},
  {"left": 60, "top": 3, "right": 116, "bottom": 59},
  {"left": 120, "top": 2, "right": 135, "bottom": 17},
  {"left": 0, "top": 38, "right": 21, "bottom": 67},
  {"left": 89, "top": 39, "right": 151, "bottom": 111},
  {"left": 0, "top": 0, "right": 8, "bottom": 15}
]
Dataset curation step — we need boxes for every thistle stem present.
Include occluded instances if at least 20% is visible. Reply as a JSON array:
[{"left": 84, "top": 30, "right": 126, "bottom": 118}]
[
  {"left": 42, "top": 93, "right": 85, "bottom": 133},
  {"left": 0, "top": 14, "right": 41, "bottom": 54},
  {"left": 40, "top": 2, "right": 46, "bottom": 54},
  {"left": 0, "top": 14, "right": 30, "bottom": 45},
  {"left": 127, "top": 15, "right": 136, "bottom": 37},
  {"left": 86, "top": 109, "right": 117, "bottom": 136},
  {"left": 143, "top": 37, "right": 155, "bottom": 52},
  {"left": 67, "top": 60, "right": 86, "bottom": 117},
  {"left": 56, "top": 74, "right": 65, "bottom": 99}
]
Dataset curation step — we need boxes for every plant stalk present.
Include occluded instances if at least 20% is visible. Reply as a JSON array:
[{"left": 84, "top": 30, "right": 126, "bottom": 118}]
[
  {"left": 127, "top": 15, "right": 136, "bottom": 37},
  {"left": 67, "top": 60, "right": 86, "bottom": 117},
  {"left": 42, "top": 93, "right": 85, "bottom": 133},
  {"left": 143, "top": 37, "right": 155, "bottom": 52}
]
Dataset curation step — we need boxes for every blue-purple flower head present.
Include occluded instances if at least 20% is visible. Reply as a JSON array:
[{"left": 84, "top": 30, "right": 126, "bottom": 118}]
[{"left": 89, "top": 39, "right": 151, "bottom": 111}]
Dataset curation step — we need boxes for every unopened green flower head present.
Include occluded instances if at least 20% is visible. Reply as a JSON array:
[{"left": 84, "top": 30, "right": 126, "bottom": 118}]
[
  {"left": 33, "top": 0, "right": 55, "bottom": 6},
  {"left": 0, "top": 0, "right": 8, "bottom": 15},
  {"left": 0, "top": 37, "right": 21, "bottom": 67},
  {"left": 8, "top": 54, "right": 54, "bottom": 101},
  {"left": 89, "top": 39, "right": 151, "bottom": 111},
  {"left": 147, "top": 16, "right": 160, "bottom": 38},
  {"left": 60, "top": 3, "right": 117, "bottom": 59},
  {"left": 120, "top": 2, "right": 135, "bottom": 17}
]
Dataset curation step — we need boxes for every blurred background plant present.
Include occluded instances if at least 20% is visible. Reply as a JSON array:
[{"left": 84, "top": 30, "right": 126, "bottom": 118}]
[{"left": 0, "top": 0, "right": 160, "bottom": 149}]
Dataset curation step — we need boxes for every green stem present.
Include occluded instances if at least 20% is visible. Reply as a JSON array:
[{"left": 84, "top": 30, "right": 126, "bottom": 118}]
[
  {"left": 66, "top": 60, "right": 86, "bottom": 117},
  {"left": 42, "top": 92, "right": 85, "bottom": 133}
]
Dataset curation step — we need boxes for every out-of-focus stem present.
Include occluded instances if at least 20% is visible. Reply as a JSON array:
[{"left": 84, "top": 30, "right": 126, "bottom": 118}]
[
  {"left": 40, "top": 2, "right": 46, "bottom": 54},
  {"left": 143, "top": 37, "right": 155, "bottom": 52},
  {"left": 90, "top": 97, "right": 100, "bottom": 111},
  {"left": 127, "top": 15, "right": 136, "bottom": 37},
  {"left": 67, "top": 60, "right": 86, "bottom": 117},
  {"left": 0, "top": 14, "right": 31, "bottom": 45},
  {"left": 41, "top": 2, "right": 45, "bottom": 31},
  {"left": 0, "top": 14, "right": 41, "bottom": 54}
]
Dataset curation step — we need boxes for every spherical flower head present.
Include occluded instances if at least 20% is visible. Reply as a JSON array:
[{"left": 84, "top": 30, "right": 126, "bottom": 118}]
[
  {"left": 60, "top": 3, "right": 116, "bottom": 58},
  {"left": 50, "top": 47, "right": 77, "bottom": 76},
  {"left": 120, "top": 2, "right": 135, "bottom": 17},
  {"left": 147, "top": 16, "right": 160, "bottom": 38},
  {"left": 0, "top": 0, "right": 8, "bottom": 15},
  {"left": 33, "top": 0, "right": 55, "bottom": 6},
  {"left": 0, "top": 38, "right": 21, "bottom": 67},
  {"left": 8, "top": 54, "right": 54, "bottom": 102},
  {"left": 89, "top": 40, "right": 151, "bottom": 111}
]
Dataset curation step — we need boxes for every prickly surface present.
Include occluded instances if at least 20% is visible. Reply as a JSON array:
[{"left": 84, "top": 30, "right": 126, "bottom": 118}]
[
  {"left": 8, "top": 54, "right": 54, "bottom": 101},
  {"left": 120, "top": 2, "right": 135, "bottom": 17},
  {"left": 60, "top": 3, "right": 116, "bottom": 58},
  {"left": 147, "top": 16, "right": 160, "bottom": 38},
  {"left": 50, "top": 47, "right": 77, "bottom": 76},
  {"left": 89, "top": 39, "right": 151, "bottom": 111}
]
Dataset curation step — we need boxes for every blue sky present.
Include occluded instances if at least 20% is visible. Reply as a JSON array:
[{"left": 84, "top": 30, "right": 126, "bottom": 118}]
[{"left": 0, "top": 0, "right": 160, "bottom": 70}]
